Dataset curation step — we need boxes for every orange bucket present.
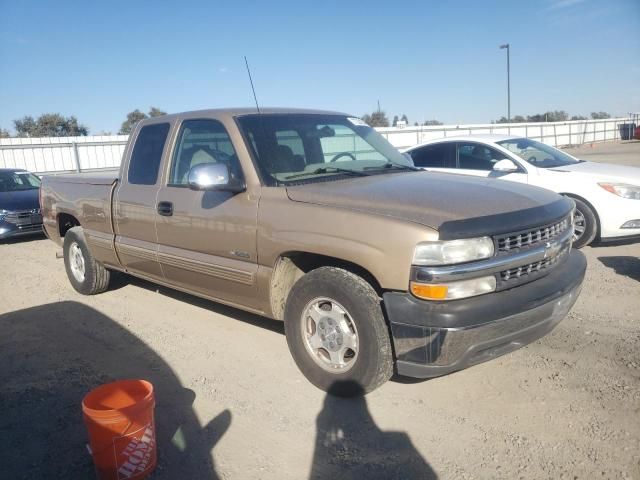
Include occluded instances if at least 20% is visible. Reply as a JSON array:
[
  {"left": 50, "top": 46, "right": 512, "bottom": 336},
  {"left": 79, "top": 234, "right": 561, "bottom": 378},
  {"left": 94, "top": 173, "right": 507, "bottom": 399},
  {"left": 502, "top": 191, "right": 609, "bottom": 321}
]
[{"left": 82, "top": 380, "right": 157, "bottom": 480}]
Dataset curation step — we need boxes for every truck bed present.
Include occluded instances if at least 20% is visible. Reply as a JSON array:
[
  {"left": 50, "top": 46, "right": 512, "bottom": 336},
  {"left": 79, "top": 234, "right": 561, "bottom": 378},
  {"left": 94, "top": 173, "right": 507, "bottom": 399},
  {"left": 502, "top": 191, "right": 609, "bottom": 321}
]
[{"left": 40, "top": 173, "right": 118, "bottom": 248}]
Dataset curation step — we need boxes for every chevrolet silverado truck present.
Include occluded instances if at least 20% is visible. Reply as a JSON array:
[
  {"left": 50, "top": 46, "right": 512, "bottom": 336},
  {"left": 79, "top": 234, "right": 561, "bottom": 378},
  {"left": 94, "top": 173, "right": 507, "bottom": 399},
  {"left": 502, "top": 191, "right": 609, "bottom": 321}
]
[{"left": 41, "top": 108, "right": 586, "bottom": 396}]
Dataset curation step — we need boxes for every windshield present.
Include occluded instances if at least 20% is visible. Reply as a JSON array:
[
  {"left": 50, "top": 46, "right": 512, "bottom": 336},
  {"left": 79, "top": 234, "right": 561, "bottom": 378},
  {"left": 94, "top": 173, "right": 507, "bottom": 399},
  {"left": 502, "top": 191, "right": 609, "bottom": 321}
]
[
  {"left": 237, "top": 114, "right": 414, "bottom": 185},
  {"left": 497, "top": 138, "right": 580, "bottom": 168},
  {"left": 0, "top": 171, "right": 41, "bottom": 192}
]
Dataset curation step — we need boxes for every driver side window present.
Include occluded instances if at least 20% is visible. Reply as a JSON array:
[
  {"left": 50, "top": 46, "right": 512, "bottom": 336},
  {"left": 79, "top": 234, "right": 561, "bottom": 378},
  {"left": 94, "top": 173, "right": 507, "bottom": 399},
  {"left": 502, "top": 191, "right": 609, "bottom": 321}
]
[
  {"left": 456, "top": 143, "right": 507, "bottom": 171},
  {"left": 169, "top": 119, "right": 243, "bottom": 186}
]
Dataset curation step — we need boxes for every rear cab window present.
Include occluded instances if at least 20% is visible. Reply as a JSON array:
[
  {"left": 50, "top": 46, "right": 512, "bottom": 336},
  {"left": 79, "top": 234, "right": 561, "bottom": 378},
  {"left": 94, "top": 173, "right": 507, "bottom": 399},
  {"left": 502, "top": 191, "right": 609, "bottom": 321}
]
[{"left": 128, "top": 123, "right": 171, "bottom": 185}]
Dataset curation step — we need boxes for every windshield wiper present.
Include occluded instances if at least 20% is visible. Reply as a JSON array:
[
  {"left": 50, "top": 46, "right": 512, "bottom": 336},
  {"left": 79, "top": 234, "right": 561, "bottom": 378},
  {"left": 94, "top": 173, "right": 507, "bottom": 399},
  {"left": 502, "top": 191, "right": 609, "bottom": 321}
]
[
  {"left": 285, "top": 167, "right": 370, "bottom": 180},
  {"left": 365, "top": 162, "right": 421, "bottom": 172}
]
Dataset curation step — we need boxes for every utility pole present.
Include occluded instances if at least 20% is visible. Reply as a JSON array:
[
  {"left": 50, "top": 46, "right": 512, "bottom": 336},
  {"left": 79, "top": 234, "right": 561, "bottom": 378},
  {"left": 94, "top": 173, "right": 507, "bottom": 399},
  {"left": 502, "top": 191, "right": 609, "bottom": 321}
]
[
  {"left": 500, "top": 43, "right": 510, "bottom": 122},
  {"left": 377, "top": 100, "right": 381, "bottom": 112}
]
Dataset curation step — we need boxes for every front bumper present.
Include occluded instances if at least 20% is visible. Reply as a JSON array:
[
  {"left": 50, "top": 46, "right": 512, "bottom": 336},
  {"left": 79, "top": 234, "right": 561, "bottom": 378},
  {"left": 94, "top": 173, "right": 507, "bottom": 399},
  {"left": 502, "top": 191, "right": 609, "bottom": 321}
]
[
  {"left": 0, "top": 222, "right": 44, "bottom": 240},
  {"left": 598, "top": 194, "right": 640, "bottom": 240},
  {"left": 384, "top": 249, "right": 586, "bottom": 378}
]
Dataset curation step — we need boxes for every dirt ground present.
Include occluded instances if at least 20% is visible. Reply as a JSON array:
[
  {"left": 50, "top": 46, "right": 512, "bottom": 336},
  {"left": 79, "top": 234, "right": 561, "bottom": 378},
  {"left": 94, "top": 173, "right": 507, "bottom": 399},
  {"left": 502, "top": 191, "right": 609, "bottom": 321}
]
[{"left": 1, "top": 144, "right": 639, "bottom": 479}]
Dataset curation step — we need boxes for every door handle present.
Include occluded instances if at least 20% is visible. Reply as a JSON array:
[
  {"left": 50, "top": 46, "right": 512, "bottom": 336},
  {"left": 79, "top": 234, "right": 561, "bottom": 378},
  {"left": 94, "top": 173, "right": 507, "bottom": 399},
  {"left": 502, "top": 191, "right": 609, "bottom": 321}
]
[{"left": 157, "top": 201, "right": 173, "bottom": 216}]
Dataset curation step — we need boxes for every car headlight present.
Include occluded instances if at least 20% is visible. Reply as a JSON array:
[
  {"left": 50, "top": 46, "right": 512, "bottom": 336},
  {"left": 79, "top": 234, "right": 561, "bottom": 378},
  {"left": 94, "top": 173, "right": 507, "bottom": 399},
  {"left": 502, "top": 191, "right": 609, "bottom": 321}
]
[
  {"left": 410, "top": 276, "right": 497, "bottom": 301},
  {"left": 0, "top": 209, "right": 7, "bottom": 221},
  {"left": 598, "top": 183, "right": 640, "bottom": 200},
  {"left": 413, "top": 237, "right": 494, "bottom": 266}
]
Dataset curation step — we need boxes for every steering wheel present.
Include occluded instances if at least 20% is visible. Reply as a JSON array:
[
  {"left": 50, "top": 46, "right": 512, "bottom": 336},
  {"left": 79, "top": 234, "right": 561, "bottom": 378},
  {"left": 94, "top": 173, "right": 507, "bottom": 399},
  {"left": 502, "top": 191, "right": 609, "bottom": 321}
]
[{"left": 330, "top": 152, "right": 357, "bottom": 162}]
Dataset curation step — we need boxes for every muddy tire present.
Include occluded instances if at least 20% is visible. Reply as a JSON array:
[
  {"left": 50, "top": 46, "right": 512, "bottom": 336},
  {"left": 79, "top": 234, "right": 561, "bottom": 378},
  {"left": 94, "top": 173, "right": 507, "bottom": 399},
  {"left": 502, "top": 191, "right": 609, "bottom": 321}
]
[
  {"left": 63, "top": 227, "right": 110, "bottom": 295},
  {"left": 284, "top": 267, "right": 393, "bottom": 397}
]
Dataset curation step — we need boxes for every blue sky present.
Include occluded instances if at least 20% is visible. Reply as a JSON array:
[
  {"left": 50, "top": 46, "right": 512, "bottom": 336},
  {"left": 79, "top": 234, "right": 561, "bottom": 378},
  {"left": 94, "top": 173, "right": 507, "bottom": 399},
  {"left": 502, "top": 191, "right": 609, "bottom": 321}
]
[{"left": 1, "top": 0, "right": 639, "bottom": 134}]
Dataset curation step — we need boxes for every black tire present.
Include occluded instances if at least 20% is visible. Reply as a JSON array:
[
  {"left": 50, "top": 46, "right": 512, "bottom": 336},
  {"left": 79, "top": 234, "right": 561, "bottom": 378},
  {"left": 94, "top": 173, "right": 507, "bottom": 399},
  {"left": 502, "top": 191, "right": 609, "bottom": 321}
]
[
  {"left": 569, "top": 197, "right": 597, "bottom": 248},
  {"left": 284, "top": 267, "right": 393, "bottom": 397},
  {"left": 63, "top": 227, "right": 110, "bottom": 295}
]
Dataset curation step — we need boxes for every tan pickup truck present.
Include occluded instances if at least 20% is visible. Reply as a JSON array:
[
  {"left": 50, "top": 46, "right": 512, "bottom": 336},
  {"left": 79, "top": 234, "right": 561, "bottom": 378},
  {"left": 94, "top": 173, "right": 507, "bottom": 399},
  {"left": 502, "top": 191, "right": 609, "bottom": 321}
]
[{"left": 41, "top": 108, "right": 586, "bottom": 395}]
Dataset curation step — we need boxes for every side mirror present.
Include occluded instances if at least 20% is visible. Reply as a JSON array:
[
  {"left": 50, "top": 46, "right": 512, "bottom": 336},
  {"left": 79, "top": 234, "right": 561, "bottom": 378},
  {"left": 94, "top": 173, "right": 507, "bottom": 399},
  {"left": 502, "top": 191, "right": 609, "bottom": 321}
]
[
  {"left": 187, "top": 163, "right": 244, "bottom": 192},
  {"left": 492, "top": 159, "right": 518, "bottom": 172}
]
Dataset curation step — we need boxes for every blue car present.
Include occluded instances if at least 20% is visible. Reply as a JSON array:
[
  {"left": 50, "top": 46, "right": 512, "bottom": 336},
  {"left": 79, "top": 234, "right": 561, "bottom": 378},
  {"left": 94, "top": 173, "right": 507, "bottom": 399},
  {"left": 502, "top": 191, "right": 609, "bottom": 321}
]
[{"left": 0, "top": 168, "right": 44, "bottom": 240}]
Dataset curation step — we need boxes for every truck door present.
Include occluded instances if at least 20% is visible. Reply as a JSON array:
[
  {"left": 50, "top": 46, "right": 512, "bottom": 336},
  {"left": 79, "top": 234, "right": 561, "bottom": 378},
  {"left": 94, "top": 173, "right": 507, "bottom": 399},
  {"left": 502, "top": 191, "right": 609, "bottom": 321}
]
[
  {"left": 154, "top": 118, "right": 260, "bottom": 309},
  {"left": 113, "top": 121, "right": 171, "bottom": 280}
]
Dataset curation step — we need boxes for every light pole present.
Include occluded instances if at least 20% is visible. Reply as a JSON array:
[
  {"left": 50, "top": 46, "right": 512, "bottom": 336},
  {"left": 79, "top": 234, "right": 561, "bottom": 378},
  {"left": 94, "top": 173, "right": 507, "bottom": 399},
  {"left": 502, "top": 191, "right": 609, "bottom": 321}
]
[{"left": 500, "top": 43, "right": 510, "bottom": 122}]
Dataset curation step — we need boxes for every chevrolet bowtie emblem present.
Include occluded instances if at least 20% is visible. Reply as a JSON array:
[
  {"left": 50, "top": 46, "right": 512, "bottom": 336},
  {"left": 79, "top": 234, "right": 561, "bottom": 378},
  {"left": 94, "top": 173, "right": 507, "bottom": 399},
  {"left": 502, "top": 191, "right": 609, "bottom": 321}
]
[{"left": 544, "top": 240, "right": 561, "bottom": 259}]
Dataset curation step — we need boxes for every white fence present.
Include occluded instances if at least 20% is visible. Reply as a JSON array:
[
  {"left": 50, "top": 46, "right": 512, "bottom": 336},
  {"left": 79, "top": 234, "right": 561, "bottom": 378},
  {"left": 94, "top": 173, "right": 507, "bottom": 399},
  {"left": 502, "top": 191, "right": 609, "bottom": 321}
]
[
  {"left": 378, "top": 117, "right": 634, "bottom": 150},
  {"left": 0, "top": 118, "right": 634, "bottom": 175},
  {"left": 0, "top": 135, "right": 128, "bottom": 175}
]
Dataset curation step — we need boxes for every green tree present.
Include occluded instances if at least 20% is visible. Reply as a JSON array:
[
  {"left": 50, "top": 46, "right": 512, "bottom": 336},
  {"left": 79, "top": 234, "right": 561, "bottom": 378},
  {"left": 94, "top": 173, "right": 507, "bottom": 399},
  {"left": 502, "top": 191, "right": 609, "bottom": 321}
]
[
  {"left": 119, "top": 109, "right": 147, "bottom": 134},
  {"left": 149, "top": 107, "right": 167, "bottom": 117},
  {"left": 570, "top": 115, "right": 587, "bottom": 120},
  {"left": 422, "top": 120, "right": 443, "bottom": 126},
  {"left": 13, "top": 116, "right": 37, "bottom": 136},
  {"left": 392, "top": 115, "right": 399, "bottom": 127},
  {"left": 401, "top": 114, "right": 409, "bottom": 124},
  {"left": 527, "top": 111, "right": 569, "bottom": 122},
  {"left": 13, "top": 114, "right": 88, "bottom": 137},
  {"left": 119, "top": 107, "right": 167, "bottom": 134},
  {"left": 362, "top": 110, "right": 390, "bottom": 127},
  {"left": 0, "top": 127, "right": 10, "bottom": 138},
  {"left": 590, "top": 111, "right": 611, "bottom": 119}
]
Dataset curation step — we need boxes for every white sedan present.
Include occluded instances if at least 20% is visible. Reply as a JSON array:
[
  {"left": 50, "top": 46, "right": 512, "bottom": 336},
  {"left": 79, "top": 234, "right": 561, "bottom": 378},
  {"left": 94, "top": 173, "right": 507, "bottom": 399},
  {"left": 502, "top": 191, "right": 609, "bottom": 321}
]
[{"left": 403, "top": 135, "right": 640, "bottom": 248}]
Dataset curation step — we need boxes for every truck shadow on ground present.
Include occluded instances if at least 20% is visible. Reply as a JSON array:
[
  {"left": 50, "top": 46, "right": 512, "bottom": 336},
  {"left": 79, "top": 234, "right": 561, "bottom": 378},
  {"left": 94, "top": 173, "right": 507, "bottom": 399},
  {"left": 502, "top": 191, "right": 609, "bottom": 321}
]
[
  {"left": 109, "top": 273, "right": 285, "bottom": 335},
  {"left": 598, "top": 256, "right": 640, "bottom": 282},
  {"left": 0, "top": 301, "right": 230, "bottom": 479},
  {"left": 311, "top": 381, "right": 437, "bottom": 479}
]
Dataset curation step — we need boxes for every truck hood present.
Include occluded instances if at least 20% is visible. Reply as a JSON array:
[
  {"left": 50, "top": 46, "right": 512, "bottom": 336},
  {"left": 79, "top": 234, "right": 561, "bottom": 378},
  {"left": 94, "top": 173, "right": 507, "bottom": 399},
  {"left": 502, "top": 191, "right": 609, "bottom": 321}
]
[
  {"left": 548, "top": 161, "right": 640, "bottom": 184},
  {"left": 0, "top": 189, "right": 40, "bottom": 212},
  {"left": 286, "top": 171, "right": 571, "bottom": 239}
]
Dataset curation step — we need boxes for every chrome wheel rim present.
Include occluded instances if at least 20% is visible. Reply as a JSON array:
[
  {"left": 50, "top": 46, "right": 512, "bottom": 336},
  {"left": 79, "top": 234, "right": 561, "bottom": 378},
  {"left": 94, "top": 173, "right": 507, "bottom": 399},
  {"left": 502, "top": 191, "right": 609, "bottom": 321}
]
[
  {"left": 573, "top": 209, "right": 586, "bottom": 241},
  {"left": 69, "top": 242, "right": 86, "bottom": 283},
  {"left": 301, "top": 297, "right": 359, "bottom": 372}
]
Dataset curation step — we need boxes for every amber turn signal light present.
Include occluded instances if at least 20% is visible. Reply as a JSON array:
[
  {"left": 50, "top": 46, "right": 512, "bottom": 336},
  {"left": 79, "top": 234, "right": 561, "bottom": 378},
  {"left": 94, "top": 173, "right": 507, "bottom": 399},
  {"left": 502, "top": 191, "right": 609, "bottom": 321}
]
[{"left": 410, "top": 281, "right": 449, "bottom": 300}]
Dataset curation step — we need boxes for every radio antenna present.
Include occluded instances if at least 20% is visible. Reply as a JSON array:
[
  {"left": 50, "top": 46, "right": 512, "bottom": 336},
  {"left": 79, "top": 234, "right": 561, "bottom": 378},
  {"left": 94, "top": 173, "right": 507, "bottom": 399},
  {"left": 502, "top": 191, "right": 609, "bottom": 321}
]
[{"left": 244, "top": 56, "right": 261, "bottom": 114}]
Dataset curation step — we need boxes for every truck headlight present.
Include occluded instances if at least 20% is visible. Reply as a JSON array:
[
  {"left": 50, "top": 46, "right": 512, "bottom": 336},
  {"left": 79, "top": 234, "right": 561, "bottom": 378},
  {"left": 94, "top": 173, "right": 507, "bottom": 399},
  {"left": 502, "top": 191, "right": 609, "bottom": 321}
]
[
  {"left": 598, "top": 183, "right": 640, "bottom": 200},
  {"left": 410, "top": 276, "right": 496, "bottom": 301},
  {"left": 413, "top": 237, "right": 494, "bottom": 266}
]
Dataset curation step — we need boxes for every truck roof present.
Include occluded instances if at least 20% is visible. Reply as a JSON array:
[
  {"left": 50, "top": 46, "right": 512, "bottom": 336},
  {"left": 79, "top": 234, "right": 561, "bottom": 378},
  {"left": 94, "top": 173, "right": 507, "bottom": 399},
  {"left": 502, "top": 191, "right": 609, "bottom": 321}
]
[{"left": 140, "top": 107, "right": 351, "bottom": 124}]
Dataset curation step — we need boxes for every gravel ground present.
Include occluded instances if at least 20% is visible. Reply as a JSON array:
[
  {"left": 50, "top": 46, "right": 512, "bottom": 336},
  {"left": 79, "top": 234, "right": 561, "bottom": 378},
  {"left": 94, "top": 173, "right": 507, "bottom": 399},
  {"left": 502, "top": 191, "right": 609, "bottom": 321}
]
[{"left": 1, "top": 144, "right": 639, "bottom": 479}]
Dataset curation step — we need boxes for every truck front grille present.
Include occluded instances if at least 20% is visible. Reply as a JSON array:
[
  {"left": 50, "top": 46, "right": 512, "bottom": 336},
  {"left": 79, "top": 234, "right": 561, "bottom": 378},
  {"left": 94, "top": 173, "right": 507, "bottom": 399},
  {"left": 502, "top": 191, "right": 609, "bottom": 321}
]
[
  {"left": 495, "top": 235, "right": 571, "bottom": 290},
  {"left": 4, "top": 210, "right": 42, "bottom": 226},
  {"left": 496, "top": 216, "right": 571, "bottom": 253}
]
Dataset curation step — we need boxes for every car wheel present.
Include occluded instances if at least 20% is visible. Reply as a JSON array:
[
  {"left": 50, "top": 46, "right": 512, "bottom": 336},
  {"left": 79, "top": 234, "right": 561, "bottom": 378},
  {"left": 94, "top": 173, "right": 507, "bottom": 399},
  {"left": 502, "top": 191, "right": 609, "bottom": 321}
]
[
  {"left": 284, "top": 267, "right": 393, "bottom": 397},
  {"left": 63, "top": 226, "right": 111, "bottom": 294},
  {"left": 569, "top": 197, "right": 597, "bottom": 248}
]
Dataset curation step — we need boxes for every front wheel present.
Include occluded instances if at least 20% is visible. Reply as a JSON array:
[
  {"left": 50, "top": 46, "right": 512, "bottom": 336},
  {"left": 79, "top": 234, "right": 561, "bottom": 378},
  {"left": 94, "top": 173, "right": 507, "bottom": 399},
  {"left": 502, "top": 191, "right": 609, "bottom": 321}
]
[
  {"left": 569, "top": 197, "right": 597, "bottom": 248},
  {"left": 63, "top": 227, "right": 111, "bottom": 295},
  {"left": 284, "top": 267, "right": 393, "bottom": 397}
]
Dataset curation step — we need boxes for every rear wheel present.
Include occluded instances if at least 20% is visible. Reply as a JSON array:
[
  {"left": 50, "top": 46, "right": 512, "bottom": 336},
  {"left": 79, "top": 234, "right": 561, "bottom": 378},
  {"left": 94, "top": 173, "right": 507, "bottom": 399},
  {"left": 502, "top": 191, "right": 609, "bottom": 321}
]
[
  {"left": 284, "top": 267, "right": 393, "bottom": 396},
  {"left": 63, "top": 227, "right": 110, "bottom": 295},
  {"left": 569, "top": 197, "right": 597, "bottom": 248}
]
